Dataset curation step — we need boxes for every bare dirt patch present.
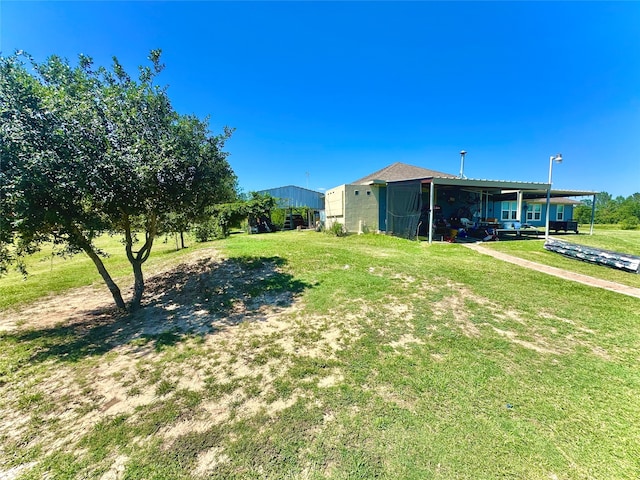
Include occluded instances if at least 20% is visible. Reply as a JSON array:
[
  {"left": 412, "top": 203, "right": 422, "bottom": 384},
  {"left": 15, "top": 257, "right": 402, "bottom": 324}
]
[
  {"left": 388, "top": 333, "right": 425, "bottom": 350},
  {"left": 0, "top": 247, "right": 366, "bottom": 478},
  {"left": 193, "top": 447, "right": 230, "bottom": 477},
  {"left": 426, "top": 279, "right": 602, "bottom": 357},
  {"left": 0, "top": 249, "right": 315, "bottom": 469}
]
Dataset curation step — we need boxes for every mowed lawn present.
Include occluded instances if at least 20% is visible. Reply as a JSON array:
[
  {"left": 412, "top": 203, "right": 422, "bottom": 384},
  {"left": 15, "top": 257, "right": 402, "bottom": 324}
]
[
  {"left": 1, "top": 230, "right": 639, "bottom": 479},
  {"left": 479, "top": 227, "right": 640, "bottom": 290}
]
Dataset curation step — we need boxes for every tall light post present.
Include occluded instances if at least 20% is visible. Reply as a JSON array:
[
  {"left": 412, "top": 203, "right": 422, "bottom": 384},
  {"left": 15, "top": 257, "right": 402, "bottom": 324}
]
[
  {"left": 544, "top": 153, "right": 563, "bottom": 240},
  {"left": 459, "top": 150, "right": 467, "bottom": 178}
]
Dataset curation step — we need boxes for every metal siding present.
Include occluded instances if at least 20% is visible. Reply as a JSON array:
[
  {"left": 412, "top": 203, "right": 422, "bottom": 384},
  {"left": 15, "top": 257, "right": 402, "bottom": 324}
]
[{"left": 257, "top": 186, "right": 324, "bottom": 210}]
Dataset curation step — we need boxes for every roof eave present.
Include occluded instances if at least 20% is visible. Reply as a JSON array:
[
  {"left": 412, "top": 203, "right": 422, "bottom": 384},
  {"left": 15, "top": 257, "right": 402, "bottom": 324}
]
[{"left": 425, "top": 177, "right": 548, "bottom": 190}]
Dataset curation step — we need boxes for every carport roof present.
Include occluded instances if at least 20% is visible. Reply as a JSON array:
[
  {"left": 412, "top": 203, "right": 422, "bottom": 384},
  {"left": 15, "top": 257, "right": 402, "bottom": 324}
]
[
  {"left": 425, "top": 176, "right": 549, "bottom": 191},
  {"left": 528, "top": 196, "right": 588, "bottom": 204},
  {"left": 429, "top": 179, "right": 597, "bottom": 196}
]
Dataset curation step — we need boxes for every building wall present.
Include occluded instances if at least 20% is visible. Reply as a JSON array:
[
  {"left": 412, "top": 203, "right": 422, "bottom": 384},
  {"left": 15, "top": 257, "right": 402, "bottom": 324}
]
[
  {"left": 325, "top": 185, "right": 345, "bottom": 229},
  {"left": 343, "top": 185, "right": 380, "bottom": 233},
  {"left": 492, "top": 200, "right": 574, "bottom": 228},
  {"left": 256, "top": 186, "right": 324, "bottom": 210},
  {"left": 326, "top": 180, "right": 583, "bottom": 236},
  {"left": 324, "top": 184, "right": 381, "bottom": 233}
]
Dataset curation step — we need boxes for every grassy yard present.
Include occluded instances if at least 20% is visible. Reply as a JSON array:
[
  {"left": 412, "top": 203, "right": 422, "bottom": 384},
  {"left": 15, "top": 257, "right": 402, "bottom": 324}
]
[
  {"left": 479, "top": 228, "right": 640, "bottom": 289},
  {"left": 0, "top": 233, "right": 215, "bottom": 310},
  {"left": 1, "top": 231, "right": 639, "bottom": 479}
]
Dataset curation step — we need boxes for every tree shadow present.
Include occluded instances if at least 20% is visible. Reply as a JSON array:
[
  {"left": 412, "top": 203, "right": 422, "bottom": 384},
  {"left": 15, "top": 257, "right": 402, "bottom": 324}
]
[{"left": 0, "top": 256, "right": 312, "bottom": 369}]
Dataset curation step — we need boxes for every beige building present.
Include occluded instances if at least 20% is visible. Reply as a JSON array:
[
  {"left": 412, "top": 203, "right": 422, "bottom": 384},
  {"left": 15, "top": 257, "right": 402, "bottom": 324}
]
[
  {"left": 325, "top": 163, "right": 454, "bottom": 234},
  {"left": 325, "top": 183, "right": 383, "bottom": 233},
  {"left": 325, "top": 162, "right": 596, "bottom": 241}
]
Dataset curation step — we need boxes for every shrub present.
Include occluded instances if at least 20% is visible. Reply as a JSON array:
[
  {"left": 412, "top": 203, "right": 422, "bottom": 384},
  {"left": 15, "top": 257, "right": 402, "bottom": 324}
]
[
  {"left": 194, "top": 218, "right": 219, "bottom": 242},
  {"left": 270, "top": 209, "right": 286, "bottom": 230},
  {"left": 325, "top": 222, "right": 346, "bottom": 237},
  {"left": 620, "top": 216, "right": 639, "bottom": 230}
]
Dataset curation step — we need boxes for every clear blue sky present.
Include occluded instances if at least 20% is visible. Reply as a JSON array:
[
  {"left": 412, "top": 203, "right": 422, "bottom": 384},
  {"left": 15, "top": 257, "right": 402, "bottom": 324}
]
[{"left": 2, "top": 1, "right": 639, "bottom": 197}]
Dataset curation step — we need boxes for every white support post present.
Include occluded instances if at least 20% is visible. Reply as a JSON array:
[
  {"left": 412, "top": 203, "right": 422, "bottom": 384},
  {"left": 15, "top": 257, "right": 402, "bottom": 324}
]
[
  {"left": 545, "top": 154, "right": 562, "bottom": 241},
  {"left": 516, "top": 190, "right": 523, "bottom": 222},
  {"left": 590, "top": 194, "right": 597, "bottom": 235}
]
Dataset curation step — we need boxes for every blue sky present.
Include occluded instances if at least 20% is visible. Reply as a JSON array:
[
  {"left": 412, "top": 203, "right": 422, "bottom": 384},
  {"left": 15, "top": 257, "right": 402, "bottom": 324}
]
[{"left": 2, "top": 1, "right": 639, "bottom": 197}]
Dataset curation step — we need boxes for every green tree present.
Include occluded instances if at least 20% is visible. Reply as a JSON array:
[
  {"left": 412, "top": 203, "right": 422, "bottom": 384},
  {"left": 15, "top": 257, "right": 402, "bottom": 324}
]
[
  {"left": 156, "top": 116, "right": 238, "bottom": 249},
  {"left": 574, "top": 192, "right": 640, "bottom": 226},
  {"left": 245, "top": 191, "right": 277, "bottom": 223},
  {"left": 617, "top": 194, "right": 640, "bottom": 222},
  {"left": 593, "top": 192, "right": 622, "bottom": 224},
  {"left": 0, "top": 51, "right": 236, "bottom": 310},
  {"left": 194, "top": 192, "right": 276, "bottom": 241},
  {"left": 573, "top": 200, "right": 594, "bottom": 225},
  {"left": 216, "top": 192, "right": 276, "bottom": 237}
]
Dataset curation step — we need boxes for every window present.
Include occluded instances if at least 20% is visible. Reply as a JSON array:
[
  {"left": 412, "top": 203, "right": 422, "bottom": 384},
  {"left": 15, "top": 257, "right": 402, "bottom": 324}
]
[
  {"left": 501, "top": 201, "right": 518, "bottom": 220},
  {"left": 556, "top": 204, "right": 564, "bottom": 221},
  {"left": 526, "top": 204, "right": 542, "bottom": 221},
  {"left": 366, "top": 190, "right": 371, "bottom": 196},
  {"left": 354, "top": 190, "right": 359, "bottom": 196}
]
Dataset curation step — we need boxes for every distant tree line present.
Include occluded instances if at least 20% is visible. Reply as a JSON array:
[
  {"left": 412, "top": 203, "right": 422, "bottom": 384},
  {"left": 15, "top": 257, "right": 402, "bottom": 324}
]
[{"left": 574, "top": 192, "right": 640, "bottom": 229}]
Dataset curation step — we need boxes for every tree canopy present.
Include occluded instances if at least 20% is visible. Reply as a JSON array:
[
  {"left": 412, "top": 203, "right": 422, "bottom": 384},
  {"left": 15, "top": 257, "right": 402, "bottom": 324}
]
[
  {"left": 574, "top": 192, "right": 640, "bottom": 229},
  {"left": 0, "top": 50, "right": 237, "bottom": 310}
]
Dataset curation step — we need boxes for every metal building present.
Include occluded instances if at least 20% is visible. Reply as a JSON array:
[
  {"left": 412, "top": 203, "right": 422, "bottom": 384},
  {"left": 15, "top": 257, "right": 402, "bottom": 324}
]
[{"left": 256, "top": 185, "right": 324, "bottom": 210}]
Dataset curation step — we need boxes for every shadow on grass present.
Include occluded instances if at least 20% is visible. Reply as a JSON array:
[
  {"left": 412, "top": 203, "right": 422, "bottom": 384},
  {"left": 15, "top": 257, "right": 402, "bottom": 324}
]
[{"left": 0, "top": 255, "right": 311, "bottom": 367}]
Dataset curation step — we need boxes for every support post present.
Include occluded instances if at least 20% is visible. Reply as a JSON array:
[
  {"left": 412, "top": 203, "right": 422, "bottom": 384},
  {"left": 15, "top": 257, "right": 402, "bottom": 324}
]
[
  {"left": 428, "top": 182, "right": 435, "bottom": 244},
  {"left": 590, "top": 194, "right": 597, "bottom": 235},
  {"left": 544, "top": 154, "right": 562, "bottom": 241},
  {"left": 516, "top": 190, "right": 523, "bottom": 222}
]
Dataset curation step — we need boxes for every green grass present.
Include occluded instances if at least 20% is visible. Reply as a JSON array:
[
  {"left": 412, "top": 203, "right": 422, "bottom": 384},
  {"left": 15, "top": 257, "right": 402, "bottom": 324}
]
[
  {"left": 1, "top": 230, "right": 639, "bottom": 479},
  {"left": 479, "top": 228, "right": 640, "bottom": 289},
  {"left": 0, "top": 233, "right": 221, "bottom": 310}
]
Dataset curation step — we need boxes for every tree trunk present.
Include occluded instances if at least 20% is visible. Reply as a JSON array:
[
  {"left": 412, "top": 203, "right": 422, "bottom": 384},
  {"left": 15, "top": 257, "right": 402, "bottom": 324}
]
[
  {"left": 180, "top": 231, "right": 185, "bottom": 249},
  {"left": 129, "top": 259, "right": 145, "bottom": 311},
  {"left": 68, "top": 225, "right": 126, "bottom": 310},
  {"left": 123, "top": 212, "right": 156, "bottom": 311},
  {"left": 84, "top": 247, "right": 127, "bottom": 310}
]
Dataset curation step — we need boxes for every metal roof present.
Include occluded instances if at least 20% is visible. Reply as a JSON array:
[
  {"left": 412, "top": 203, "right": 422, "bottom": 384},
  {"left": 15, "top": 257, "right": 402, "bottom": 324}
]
[
  {"left": 256, "top": 185, "right": 325, "bottom": 209},
  {"left": 528, "top": 197, "right": 586, "bottom": 205},
  {"left": 425, "top": 177, "right": 549, "bottom": 190}
]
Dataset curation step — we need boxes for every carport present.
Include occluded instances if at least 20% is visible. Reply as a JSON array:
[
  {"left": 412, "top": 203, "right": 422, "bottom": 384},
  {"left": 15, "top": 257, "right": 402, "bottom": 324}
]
[{"left": 421, "top": 177, "right": 598, "bottom": 243}]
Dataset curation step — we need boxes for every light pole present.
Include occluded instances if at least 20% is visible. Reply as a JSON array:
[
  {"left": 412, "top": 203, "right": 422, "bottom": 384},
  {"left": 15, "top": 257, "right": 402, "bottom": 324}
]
[
  {"left": 459, "top": 150, "right": 467, "bottom": 178},
  {"left": 544, "top": 153, "right": 563, "bottom": 240}
]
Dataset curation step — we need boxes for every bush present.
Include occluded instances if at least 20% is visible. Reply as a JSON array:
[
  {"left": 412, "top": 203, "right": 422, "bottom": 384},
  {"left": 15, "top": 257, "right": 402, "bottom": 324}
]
[
  {"left": 620, "top": 216, "right": 639, "bottom": 230},
  {"left": 194, "top": 218, "right": 222, "bottom": 242},
  {"left": 325, "top": 222, "right": 347, "bottom": 237},
  {"left": 270, "top": 209, "right": 285, "bottom": 230}
]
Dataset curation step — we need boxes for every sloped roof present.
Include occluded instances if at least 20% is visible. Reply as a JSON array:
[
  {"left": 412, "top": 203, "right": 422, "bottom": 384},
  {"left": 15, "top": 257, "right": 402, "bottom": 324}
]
[{"left": 352, "top": 162, "right": 457, "bottom": 185}]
